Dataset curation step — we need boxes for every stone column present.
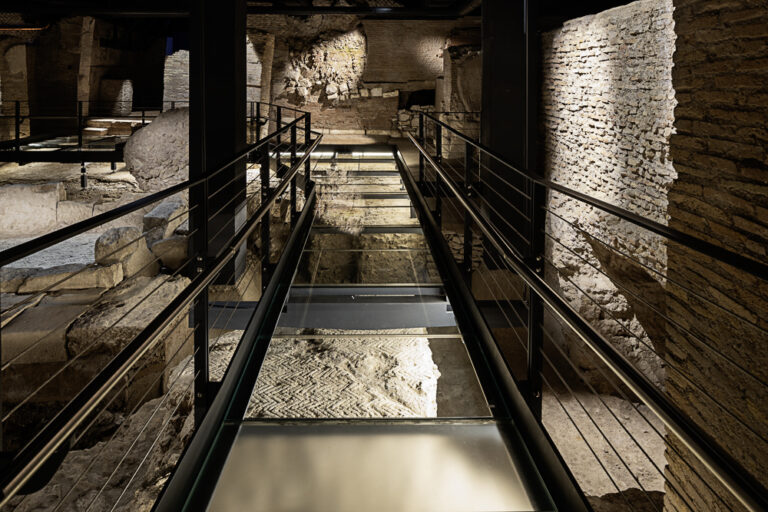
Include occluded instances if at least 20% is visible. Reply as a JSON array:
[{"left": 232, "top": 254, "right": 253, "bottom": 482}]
[
  {"left": 247, "top": 30, "right": 275, "bottom": 139},
  {"left": 0, "top": 42, "right": 31, "bottom": 139},
  {"left": 76, "top": 16, "right": 95, "bottom": 116}
]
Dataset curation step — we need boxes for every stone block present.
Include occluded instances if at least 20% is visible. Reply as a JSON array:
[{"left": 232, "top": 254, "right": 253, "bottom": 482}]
[
  {"left": 125, "top": 108, "right": 189, "bottom": 192},
  {"left": 370, "top": 87, "right": 383, "bottom": 97},
  {"left": 67, "top": 275, "right": 191, "bottom": 359},
  {"left": 0, "top": 292, "right": 43, "bottom": 328},
  {"left": 382, "top": 90, "right": 398, "bottom": 98},
  {"left": 1, "top": 290, "right": 104, "bottom": 365},
  {"left": 143, "top": 199, "right": 187, "bottom": 245},
  {"left": 95, "top": 227, "right": 143, "bottom": 264},
  {"left": 66, "top": 275, "right": 193, "bottom": 403},
  {"left": 1, "top": 267, "right": 38, "bottom": 294},
  {"left": 17, "top": 263, "right": 123, "bottom": 293},
  {"left": 95, "top": 226, "right": 159, "bottom": 278},
  {"left": 0, "top": 183, "right": 63, "bottom": 237},
  {"left": 57, "top": 201, "right": 94, "bottom": 226},
  {"left": 150, "top": 235, "right": 188, "bottom": 271},
  {"left": 360, "top": 88, "right": 370, "bottom": 97}
]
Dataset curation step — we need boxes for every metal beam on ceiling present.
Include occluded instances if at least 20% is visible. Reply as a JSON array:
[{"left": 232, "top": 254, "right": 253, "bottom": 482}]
[{"left": 246, "top": 5, "right": 469, "bottom": 19}]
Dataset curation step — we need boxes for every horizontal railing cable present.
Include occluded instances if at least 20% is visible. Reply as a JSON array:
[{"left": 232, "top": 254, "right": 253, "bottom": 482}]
[
  {"left": 0, "top": 112, "right": 309, "bottom": 268},
  {"left": 541, "top": 204, "right": 768, "bottom": 338},
  {"left": 0, "top": 133, "right": 322, "bottom": 507},
  {"left": 407, "top": 131, "right": 768, "bottom": 512},
  {"left": 467, "top": 210, "right": 720, "bottom": 512},
  {"left": 422, "top": 112, "right": 768, "bottom": 282}
]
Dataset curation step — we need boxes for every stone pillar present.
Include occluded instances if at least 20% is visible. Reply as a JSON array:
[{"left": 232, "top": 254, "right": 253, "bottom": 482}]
[
  {"left": 76, "top": 16, "right": 96, "bottom": 116},
  {"left": 0, "top": 42, "right": 30, "bottom": 140},
  {"left": 247, "top": 30, "right": 275, "bottom": 139}
]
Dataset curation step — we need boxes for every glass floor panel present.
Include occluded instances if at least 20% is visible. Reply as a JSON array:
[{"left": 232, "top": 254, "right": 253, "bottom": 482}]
[
  {"left": 294, "top": 248, "right": 441, "bottom": 285},
  {"left": 317, "top": 206, "right": 418, "bottom": 226},
  {"left": 207, "top": 421, "right": 545, "bottom": 512}
]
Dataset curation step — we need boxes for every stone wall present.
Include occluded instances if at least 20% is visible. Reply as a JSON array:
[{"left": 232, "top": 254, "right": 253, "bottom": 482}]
[
  {"left": 157, "top": 16, "right": 479, "bottom": 135},
  {"left": 162, "top": 50, "right": 189, "bottom": 106},
  {"left": 541, "top": 0, "right": 676, "bottom": 389},
  {"left": 664, "top": 0, "right": 768, "bottom": 510}
]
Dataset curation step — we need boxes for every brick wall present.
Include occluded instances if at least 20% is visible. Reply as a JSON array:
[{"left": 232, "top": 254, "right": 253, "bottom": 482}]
[
  {"left": 162, "top": 50, "right": 189, "bottom": 106},
  {"left": 541, "top": 0, "right": 677, "bottom": 389},
  {"left": 0, "top": 42, "right": 30, "bottom": 139},
  {"left": 664, "top": 0, "right": 768, "bottom": 510}
]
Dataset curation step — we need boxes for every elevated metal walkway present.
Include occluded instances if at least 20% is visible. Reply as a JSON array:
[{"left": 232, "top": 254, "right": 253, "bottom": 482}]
[{"left": 156, "top": 146, "right": 569, "bottom": 511}]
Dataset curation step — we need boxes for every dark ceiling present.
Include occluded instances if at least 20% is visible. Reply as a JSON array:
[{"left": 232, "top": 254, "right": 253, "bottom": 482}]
[{"left": 3, "top": 0, "right": 628, "bottom": 29}]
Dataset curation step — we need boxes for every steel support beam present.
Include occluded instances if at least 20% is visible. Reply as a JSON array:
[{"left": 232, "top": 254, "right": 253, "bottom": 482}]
[{"left": 189, "top": 0, "right": 247, "bottom": 426}]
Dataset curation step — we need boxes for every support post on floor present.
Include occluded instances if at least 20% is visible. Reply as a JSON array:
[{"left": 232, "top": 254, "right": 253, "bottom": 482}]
[
  {"left": 261, "top": 146, "right": 272, "bottom": 292},
  {"left": 290, "top": 123, "right": 298, "bottom": 226},
  {"left": 463, "top": 141, "right": 474, "bottom": 280},
  {"left": 276, "top": 106, "right": 282, "bottom": 172},
  {"left": 482, "top": 0, "right": 542, "bottom": 417},
  {"left": 524, "top": 0, "right": 543, "bottom": 420},
  {"left": 418, "top": 113, "right": 424, "bottom": 186},
  {"left": 304, "top": 113, "right": 311, "bottom": 194},
  {"left": 434, "top": 122, "right": 442, "bottom": 227},
  {"left": 77, "top": 100, "right": 83, "bottom": 151},
  {"left": 190, "top": 0, "right": 247, "bottom": 425},
  {"left": 256, "top": 102, "right": 262, "bottom": 143},
  {"left": 14, "top": 101, "right": 20, "bottom": 153}
]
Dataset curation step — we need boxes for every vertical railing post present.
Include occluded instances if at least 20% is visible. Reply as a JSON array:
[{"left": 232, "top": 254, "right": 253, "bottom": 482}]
[
  {"left": 418, "top": 113, "right": 424, "bottom": 186},
  {"left": 525, "top": 174, "right": 545, "bottom": 420},
  {"left": 77, "top": 100, "right": 83, "bottom": 151},
  {"left": 14, "top": 100, "right": 21, "bottom": 153},
  {"left": 276, "top": 106, "right": 282, "bottom": 172},
  {"left": 260, "top": 145, "right": 272, "bottom": 291},
  {"left": 250, "top": 101, "right": 255, "bottom": 143},
  {"left": 463, "top": 141, "right": 474, "bottom": 280},
  {"left": 304, "top": 113, "right": 311, "bottom": 195},
  {"left": 171, "top": 100, "right": 176, "bottom": 110},
  {"left": 78, "top": 101, "right": 87, "bottom": 189},
  {"left": 141, "top": 109, "right": 146, "bottom": 126},
  {"left": 192, "top": 177, "right": 210, "bottom": 427},
  {"left": 290, "top": 123, "right": 298, "bottom": 226},
  {"left": 256, "top": 102, "right": 262, "bottom": 142},
  {"left": 434, "top": 122, "right": 443, "bottom": 227}
]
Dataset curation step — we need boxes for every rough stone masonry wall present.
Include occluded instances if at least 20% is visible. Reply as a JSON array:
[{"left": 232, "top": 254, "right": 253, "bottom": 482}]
[
  {"left": 541, "top": 0, "right": 676, "bottom": 389},
  {"left": 664, "top": 1, "right": 768, "bottom": 510}
]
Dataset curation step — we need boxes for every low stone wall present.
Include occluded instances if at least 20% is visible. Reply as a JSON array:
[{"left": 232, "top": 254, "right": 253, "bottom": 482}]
[{"left": 540, "top": 0, "right": 676, "bottom": 389}]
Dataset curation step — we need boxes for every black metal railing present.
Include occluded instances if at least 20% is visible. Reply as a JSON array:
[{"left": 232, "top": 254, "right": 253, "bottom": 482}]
[
  {"left": 406, "top": 112, "right": 768, "bottom": 512},
  {"left": 0, "top": 100, "right": 307, "bottom": 171},
  {"left": 0, "top": 104, "right": 322, "bottom": 509}
]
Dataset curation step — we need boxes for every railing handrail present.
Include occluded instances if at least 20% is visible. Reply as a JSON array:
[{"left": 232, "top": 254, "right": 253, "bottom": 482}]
[
  {"left": 0, "top": 113, "right": 311, "bottom": 268},
  {"left": 0, "top": 132, "right": 322, "bottom": 506},
  {"left": 421, "top": 112, "right": 768, "bottom": 282},
  {"left": 408, "top": 131, "right": 768, "bottom": 512}
]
